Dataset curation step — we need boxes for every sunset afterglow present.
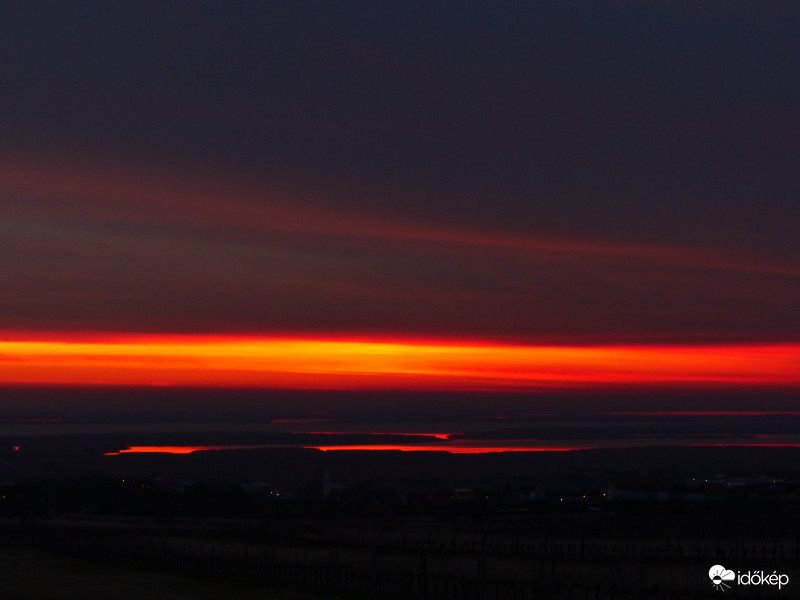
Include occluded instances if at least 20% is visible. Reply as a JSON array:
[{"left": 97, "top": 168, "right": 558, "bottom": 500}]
[
  {"left": 1, "top": 334, "right": 798, "bottom": 390},
  {"left": 2, "top": 6, "right": 799, "bottom": 596}
]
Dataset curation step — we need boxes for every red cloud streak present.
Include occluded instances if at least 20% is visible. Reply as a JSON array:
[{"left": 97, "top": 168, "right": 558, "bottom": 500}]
[
  {"left": 2, "top": 157, "right": 798, "bottom": 278},
  {"left": 1, "top": 333, "right": 798, "bottom": 390}
]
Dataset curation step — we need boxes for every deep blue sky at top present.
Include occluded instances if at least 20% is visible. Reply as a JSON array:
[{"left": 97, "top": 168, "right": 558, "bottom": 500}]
[{"left": 1, "top": 1, "right": 798, "bottom": 342}]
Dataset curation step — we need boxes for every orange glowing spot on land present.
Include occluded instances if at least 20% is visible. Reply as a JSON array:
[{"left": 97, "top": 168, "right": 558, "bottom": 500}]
[{"left": 0, "top": 333, "right": 799, "bottom": 389}]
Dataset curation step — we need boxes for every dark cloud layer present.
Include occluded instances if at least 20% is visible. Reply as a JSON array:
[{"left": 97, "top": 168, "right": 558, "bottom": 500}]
[{"left": 1, "top": 1, "right": 798, "bottom": 342}]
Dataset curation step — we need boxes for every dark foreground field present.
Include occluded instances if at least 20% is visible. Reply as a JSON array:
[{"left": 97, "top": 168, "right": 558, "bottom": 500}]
[
  {"left": 2, "top": 421, "right": 800, "bottom": 598},
  {"left": 0, "top": 547, "right": 325, "bottom": 600},
  {"left": 2, "top": 507, "right": 798, "bottom": 600}
]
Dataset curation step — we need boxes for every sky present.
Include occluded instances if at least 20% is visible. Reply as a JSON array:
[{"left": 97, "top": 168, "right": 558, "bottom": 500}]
[{"left": 1, "top": 2, "right": 799, "bottom": 389}]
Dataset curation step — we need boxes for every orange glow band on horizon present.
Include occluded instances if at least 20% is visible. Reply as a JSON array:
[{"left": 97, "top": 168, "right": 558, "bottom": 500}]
[{"left": 1, "top": 335, "right": 799, "bottom": 389}]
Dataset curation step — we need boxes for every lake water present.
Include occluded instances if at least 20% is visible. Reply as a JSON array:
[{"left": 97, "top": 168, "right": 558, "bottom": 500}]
[{"left": 1, "top": 386, "right": 798, "bottom": 455}]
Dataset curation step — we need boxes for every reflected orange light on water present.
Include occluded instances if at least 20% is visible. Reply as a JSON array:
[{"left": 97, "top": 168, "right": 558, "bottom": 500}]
[
  {"left": 104, "top": 445, "right": 276, "bottom": 455},
  {"left": 103, "top": 441, "right": 800, "bottom": 456},
  {"left": 105, "top": 446, "right": 207, "bottom": 455},
  {"left": 1, "top": 334, "right": 799, "bottom": 390},
  {"left": 305, "top": 432, "right": 452, "bottom": 440},
  {"left": 306, "top": 445, "right": 580, "bottom": 453},
  {"left": 104, "top": 444, "right": 582, "bottom": 455}
]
